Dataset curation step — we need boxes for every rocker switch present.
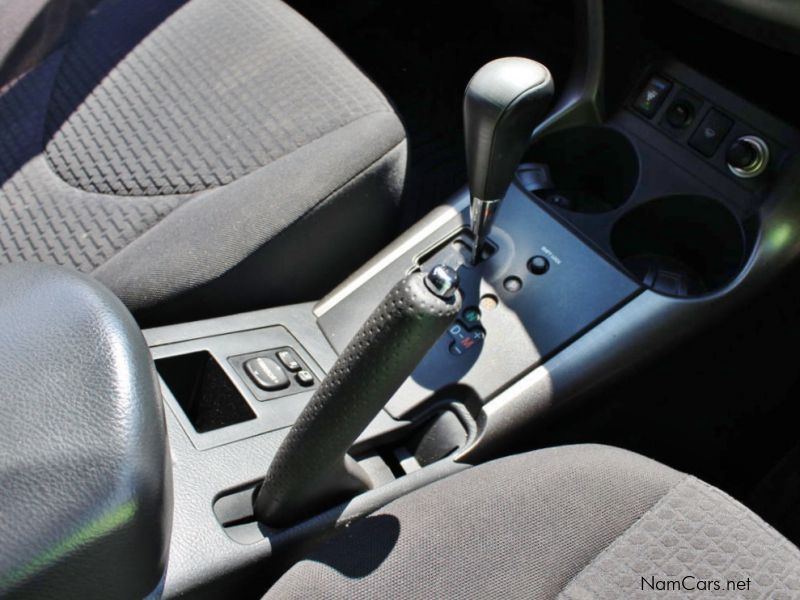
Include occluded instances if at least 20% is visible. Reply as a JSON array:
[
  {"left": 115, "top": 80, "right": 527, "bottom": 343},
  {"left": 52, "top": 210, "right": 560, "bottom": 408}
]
[{"left": 245, "top": 357, "right": 289, "bottom": 391}]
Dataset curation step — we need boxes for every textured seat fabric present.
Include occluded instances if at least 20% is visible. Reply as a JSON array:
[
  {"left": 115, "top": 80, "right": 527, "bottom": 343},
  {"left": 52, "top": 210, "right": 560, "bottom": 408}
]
[
  {"left": 265, "top": 445, "right": 800, "bottom": 599},
  {"left": 0, "top": 0, "right": 406, "bottom": 316}
]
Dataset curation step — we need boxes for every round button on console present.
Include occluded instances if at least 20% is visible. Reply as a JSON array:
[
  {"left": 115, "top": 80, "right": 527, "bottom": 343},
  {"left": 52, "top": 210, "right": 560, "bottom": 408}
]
[
  {"left": 479, "top": 294, "right": 498, "bottom": 311},
  {"left": 527, "top": 255, "right": 550, "bottom": 275},
  {"left": 503, "top": 276, "right": 523, "bottom": 292},
  {"left": 665, "top": 100, "right": 694, "bottom": 129}
]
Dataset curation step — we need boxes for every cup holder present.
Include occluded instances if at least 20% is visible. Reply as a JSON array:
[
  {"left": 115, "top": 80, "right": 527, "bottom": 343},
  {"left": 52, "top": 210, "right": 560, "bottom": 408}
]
[
  {"left": 610, "top": 195, "right": 747, "bottom": 297},
  {"left": 525, "top": 126, "right": 639, "bottom": 213}
]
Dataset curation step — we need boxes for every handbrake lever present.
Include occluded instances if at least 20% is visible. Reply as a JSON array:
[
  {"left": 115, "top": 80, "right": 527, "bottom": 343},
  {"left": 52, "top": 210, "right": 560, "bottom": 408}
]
[{"left": 254, "top": 266, "right": 462, "bottom": 527}]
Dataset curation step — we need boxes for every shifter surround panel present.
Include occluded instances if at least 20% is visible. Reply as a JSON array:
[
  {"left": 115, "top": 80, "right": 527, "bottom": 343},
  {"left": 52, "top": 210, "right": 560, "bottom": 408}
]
[{"left": 317, "top": 187, "right": 641, "bottom": 418}]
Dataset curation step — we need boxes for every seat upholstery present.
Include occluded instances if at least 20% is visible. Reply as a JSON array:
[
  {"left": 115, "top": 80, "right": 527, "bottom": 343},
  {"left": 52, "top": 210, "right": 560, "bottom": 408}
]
[
  {"left": 0, "top": 0, "right": 406, "bottom": 317},
  {"left": 266, "top": 445, "right": 800, "bottom": 599}
]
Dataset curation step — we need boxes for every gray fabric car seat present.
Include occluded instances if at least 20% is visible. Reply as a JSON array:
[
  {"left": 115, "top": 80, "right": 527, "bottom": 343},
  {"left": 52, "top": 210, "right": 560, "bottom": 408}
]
[
  {"left": 265, "top": 444, "right": 800, "bottom": 599},
  {"left": 0, "top": 0, "right": 406, "bottom": 320}
]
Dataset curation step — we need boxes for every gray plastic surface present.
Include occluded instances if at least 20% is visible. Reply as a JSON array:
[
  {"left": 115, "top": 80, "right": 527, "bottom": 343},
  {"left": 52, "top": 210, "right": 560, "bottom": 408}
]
[
  {"left": 145, "top": 304, "right": 334, "bottom": 597},
  {"left": 534, "top": 0, "right": 604, "bottom": 137},
  {"left": 152, "top": 327, "right": 324, "bottom": 451},
  {"left": 144, "top": 303, "right": 421, "bottom": 597},
  {"left": 671, "top": 0, "right": 800, "bottom": 54}
]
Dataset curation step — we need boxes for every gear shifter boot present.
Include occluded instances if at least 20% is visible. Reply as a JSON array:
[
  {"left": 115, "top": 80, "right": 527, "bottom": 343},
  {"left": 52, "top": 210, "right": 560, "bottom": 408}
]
[{"left": 254, "top": 266, "right": 462, "bottom": 527}]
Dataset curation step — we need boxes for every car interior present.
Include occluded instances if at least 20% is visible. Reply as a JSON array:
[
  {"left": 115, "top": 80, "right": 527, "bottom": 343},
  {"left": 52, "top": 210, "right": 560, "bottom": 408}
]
[{"left": 2, "top": 0, "right": 800, "bottom": 598}]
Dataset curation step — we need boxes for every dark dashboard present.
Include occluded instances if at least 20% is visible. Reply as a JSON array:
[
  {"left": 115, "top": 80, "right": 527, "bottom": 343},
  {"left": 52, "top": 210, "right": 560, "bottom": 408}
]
[{"left": 674, "top": 0, "right": 800, "bottom": 53}]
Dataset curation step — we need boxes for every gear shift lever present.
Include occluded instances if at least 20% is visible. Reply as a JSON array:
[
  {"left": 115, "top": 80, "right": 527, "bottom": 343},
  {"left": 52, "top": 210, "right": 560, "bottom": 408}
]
[{"left": 464, "top": 57, "right": 555, "bottom": 263}]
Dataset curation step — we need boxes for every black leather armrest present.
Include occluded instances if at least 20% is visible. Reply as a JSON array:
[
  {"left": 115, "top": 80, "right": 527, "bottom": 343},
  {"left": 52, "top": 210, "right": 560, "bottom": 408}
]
[{"left": 0, "top": 265, "right": 171, "bottom": 599}]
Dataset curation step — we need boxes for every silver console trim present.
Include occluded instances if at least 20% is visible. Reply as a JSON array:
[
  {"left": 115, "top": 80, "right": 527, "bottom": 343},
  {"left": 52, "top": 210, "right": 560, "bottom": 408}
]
[{"left": 314, "top": 193, "right": 470, "bottom": 317}]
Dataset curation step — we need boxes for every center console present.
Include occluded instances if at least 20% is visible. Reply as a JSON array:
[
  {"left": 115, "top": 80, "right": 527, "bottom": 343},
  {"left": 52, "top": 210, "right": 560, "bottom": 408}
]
[{"left": 145, "top": 5, "right": 800, "bottom": 597}]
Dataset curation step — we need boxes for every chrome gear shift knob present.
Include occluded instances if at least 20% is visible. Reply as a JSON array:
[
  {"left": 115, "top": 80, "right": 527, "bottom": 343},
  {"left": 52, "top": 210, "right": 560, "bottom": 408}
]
[{"left": 464, "top": 57, "right": 554, "bottom": 263}]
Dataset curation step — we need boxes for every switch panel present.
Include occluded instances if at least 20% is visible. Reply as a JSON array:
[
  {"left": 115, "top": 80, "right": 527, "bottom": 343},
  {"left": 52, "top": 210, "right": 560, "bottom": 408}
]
[
  {"left": 244, "top": 357, "right": 289, "bottom": 391},
  {"left": 231, "top": 346, "right": 317, "bottom": 401},
  {"left": 629, "top": 68, "right": 781, "bottom": 189}
]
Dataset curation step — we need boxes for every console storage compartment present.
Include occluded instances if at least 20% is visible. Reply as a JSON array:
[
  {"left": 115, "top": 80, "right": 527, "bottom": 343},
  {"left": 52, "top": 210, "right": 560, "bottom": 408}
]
[{"left": 156, "top": 351, "right": 256, "bottom": 433}]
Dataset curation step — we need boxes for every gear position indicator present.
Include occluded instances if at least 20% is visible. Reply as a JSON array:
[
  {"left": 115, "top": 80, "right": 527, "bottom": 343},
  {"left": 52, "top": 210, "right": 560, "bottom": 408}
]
[{"left": 448, "top": 321, "right": 485, "bottom": 356}]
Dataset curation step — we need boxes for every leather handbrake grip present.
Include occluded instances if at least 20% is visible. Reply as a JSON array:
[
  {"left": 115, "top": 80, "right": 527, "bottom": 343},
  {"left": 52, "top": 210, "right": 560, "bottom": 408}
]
[{"left": 254, "top": 267, "right": 462, "bottom": 527}]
